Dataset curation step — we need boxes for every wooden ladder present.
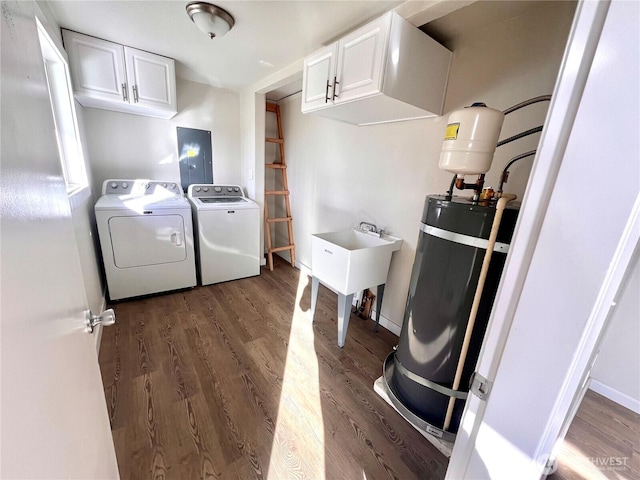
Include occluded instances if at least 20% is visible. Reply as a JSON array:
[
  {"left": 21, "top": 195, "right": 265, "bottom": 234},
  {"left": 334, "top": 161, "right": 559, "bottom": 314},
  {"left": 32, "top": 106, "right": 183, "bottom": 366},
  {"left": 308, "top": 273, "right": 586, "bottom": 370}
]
[{"left": 264, "top": 102, "right": 295, "bottom": 271}]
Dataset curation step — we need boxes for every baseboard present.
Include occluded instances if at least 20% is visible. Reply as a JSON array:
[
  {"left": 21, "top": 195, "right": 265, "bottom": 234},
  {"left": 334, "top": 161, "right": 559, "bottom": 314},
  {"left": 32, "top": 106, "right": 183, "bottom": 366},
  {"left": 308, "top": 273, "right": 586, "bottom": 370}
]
[
  {"left": 369, "top": 310, "right": 402, "bottom": 337},
  {"left": 589, "top": 378, "right": 640, "bottom": 414},
  {"left": 292, "top": 258, "right": 401, "bottom": 337}
]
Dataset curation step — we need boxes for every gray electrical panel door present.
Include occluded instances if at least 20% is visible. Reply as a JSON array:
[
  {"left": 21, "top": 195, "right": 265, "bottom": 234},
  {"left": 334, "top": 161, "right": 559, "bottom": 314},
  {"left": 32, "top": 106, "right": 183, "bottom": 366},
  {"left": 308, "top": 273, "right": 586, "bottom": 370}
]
[{"left": 177, "top": 127, "right": 213, "bottom": 191}]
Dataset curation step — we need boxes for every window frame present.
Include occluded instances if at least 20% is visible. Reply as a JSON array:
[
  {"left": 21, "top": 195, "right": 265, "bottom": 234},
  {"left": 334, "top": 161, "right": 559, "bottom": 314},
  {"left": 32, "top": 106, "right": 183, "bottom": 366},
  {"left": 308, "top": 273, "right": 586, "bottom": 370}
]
[{"left": 36, "top": 17, "right": 89, "bottom": 204}]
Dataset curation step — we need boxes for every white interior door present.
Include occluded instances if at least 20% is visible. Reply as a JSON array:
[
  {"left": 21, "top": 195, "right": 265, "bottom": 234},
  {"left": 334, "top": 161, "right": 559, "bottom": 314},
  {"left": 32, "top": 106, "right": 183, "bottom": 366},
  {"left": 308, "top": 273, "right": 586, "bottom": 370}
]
[{"left": 1, "top": 3, "right": 119, "bottom": 478}]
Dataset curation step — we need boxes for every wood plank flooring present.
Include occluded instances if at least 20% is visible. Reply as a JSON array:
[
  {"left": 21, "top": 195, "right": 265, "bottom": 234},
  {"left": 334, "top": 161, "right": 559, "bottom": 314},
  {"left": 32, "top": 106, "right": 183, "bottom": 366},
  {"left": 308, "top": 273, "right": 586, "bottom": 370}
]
[
  {"left": 550, "top": 390, "right": 639, "bottom": 480},
  {"left": 99, "top": 257, "right": 449, "bottom": 479}
]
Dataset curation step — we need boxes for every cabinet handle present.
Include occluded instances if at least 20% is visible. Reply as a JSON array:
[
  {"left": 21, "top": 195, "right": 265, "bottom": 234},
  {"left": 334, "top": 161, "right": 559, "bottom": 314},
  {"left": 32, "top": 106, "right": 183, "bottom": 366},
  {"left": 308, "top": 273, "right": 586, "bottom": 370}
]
[
  {"left": 325, "top": 80, "right": 331, "bottom": 103},
  {"left": 122, "top": 83, "right": 128, "bottom": 102},
  {"left": 332, "top": 77, "right": 339, "bottom": 100},
  {"left": 132, "top": 85, "right": 139, "bottom": 103}
]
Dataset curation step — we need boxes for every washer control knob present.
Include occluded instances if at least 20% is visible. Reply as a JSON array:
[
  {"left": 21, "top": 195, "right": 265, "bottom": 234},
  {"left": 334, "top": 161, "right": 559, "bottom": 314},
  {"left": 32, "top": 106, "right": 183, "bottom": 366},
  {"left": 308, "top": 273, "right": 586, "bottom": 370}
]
[
  {"left": 234, "top": 187, "right": 240, "bottom": 192},
  {"left": 195, "top": 187, "right": 201, "bottom": 192},
  {"left": 121, "top": 182, "right": 128, "bottom": 189},
  {"left": 203, "top": 187, "right": 209, "bottom": 192},
  {"left": 227, "top": 187, "right": 233, "bottom": 192},
  {"left": 170, "top": 183, "right": 176, "bottom": 189},
  {"left": 145, "top": 183, "right": 150, "bottom": 189},
  {"left": 162, "top": 183, "right": 167, "bottom": 188},
  {"left": 110, "top": 182, "right": 118, "bottom": 189},
  {"left": 214, "top": 186, "right": 222, "bottom": 193}
]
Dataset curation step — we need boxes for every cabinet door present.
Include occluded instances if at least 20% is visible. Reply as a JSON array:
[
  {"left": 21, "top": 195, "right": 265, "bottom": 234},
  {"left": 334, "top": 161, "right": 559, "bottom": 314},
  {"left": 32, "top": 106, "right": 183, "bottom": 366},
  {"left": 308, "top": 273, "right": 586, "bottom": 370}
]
[
  {"left": 62, "top": 30, "right": 127, "bottom": 103},
  {"left": 335, "top": 13, "right": 391, "bottom": 104},
  {"left": 301, "top": 44, "right": 338, "bottom": 112},
  {"left": 124, "top": 47, "right": 176, "bottom": 112}
]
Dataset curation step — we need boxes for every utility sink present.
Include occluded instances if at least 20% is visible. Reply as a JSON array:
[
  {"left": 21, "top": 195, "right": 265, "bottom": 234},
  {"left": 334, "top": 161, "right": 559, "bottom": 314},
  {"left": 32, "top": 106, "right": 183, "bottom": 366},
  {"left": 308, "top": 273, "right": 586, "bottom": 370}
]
[
  {"left": 312, "top": 229, "right": 402, "bottom": 295},
  {"left": 310, "top": 228, "right": 402, "bottom": 347}
]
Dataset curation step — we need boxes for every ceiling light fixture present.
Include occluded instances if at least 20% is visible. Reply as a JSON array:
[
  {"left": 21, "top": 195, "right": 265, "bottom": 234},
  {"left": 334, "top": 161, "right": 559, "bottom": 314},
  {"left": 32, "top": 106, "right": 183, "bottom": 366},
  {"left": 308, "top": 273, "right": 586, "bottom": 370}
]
[{"left": 186, "top": 2, "right": 235, "bottom": 39}]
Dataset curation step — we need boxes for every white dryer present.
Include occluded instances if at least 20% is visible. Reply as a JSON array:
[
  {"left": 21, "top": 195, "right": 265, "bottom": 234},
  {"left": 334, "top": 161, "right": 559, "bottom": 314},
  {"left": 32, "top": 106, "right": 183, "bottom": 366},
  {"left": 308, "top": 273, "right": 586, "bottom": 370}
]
[
  {"left": 95, "top": 179, "right": 196, "bottom": 300},
  {"left": 188, "top": 184, "right": 260, "bottom": 285}
]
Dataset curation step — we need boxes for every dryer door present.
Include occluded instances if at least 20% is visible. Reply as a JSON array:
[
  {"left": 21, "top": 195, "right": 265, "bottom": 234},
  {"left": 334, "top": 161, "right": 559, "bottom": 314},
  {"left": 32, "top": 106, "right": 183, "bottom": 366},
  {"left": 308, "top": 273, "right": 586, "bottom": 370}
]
[{"left": 108, "top": 214, "right": 187, "bottom": 268}]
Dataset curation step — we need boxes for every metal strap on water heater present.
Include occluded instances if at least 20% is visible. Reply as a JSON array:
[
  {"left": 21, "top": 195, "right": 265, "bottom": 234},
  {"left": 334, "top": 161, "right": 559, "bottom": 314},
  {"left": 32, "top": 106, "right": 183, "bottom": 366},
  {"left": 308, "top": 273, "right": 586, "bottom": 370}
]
[
  {"left": 394, "top": 355, "right": 468, "bottom": 400},
  {"left": 421, "top": 223, "right": 511, "bottom": 253}
]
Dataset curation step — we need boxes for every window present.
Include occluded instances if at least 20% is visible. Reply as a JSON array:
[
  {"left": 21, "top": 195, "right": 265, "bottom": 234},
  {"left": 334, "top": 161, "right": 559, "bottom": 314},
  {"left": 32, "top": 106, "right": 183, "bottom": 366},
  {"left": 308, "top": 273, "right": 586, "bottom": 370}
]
[{"left": 36, "top": 18, "right": 88, "bottom": 196}]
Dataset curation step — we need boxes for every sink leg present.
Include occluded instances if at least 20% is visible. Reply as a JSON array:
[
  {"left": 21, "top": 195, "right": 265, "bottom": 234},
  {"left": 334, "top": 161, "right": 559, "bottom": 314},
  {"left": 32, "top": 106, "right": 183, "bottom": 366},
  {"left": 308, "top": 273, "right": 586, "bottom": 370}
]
[
  {"left": 311, "top": 276, "right": 319, "bottom": 322},
  {"left": 374, "top": 283, "right": 385, "bottom": 333},
  {"left": 337, "top": 293, "right": 354, "bottom": 348}
]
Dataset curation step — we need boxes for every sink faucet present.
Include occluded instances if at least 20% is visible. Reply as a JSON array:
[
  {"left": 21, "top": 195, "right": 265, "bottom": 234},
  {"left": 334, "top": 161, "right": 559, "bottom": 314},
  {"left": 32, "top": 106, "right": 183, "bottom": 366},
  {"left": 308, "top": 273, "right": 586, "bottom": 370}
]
[{"left": 359, "top": 221, "right": 379, "bottom": 234}]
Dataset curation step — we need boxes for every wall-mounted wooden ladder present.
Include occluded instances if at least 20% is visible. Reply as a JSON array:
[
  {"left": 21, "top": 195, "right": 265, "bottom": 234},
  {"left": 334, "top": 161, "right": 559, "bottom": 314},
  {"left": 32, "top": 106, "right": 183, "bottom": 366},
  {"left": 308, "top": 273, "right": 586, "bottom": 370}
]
[{"left": 265, "top": 102, "right": 295, "bottom": 271}]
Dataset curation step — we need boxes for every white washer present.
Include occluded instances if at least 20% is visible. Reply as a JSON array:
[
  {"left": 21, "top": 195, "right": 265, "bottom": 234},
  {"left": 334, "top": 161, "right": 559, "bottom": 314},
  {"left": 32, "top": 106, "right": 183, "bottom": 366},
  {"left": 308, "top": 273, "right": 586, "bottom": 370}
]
[
  {"left": 188, "top": 184, "right": 260, "bottom": 285},
  {"left": 95, "top": 179, "right": 196, "bottom": 300}
]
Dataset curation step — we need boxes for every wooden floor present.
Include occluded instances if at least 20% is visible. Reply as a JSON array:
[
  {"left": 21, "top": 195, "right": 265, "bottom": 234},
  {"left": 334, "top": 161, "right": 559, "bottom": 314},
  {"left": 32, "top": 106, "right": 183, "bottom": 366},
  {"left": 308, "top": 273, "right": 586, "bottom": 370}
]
[
  {"left": 99, "top": 257, "right": 639, "bottom": 479},
  {"left": 99, "top": 257, "right": 449, "bottom": 479},
  {"left": 550, "top": 390, "right": 639, "bottom": 480}
]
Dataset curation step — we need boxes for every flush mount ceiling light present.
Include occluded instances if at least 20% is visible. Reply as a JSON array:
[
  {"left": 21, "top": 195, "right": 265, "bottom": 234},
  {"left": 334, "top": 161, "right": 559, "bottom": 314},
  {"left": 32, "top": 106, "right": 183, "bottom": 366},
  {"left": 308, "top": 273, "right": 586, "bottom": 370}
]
[{"left": 186, "top": 2, "right": 235, "bottom": 39}]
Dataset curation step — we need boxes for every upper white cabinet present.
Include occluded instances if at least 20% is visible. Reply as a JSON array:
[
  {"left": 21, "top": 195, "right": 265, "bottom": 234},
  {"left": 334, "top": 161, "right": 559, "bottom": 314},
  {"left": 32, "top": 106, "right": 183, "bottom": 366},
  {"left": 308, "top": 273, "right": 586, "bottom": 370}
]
[
  {"left": 301, "top": 45, "right": 339, "bottom": 111},
  {"left": 301, "top": 12, "right": 452, "bottom": 126},
  {"left": 62, "top": 30, "right": 177, "bottom": 119}
]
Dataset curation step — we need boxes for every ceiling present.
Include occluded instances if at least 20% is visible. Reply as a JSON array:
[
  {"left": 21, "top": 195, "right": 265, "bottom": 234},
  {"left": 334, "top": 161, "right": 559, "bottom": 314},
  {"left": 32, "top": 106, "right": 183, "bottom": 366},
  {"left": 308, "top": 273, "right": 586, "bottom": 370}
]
[
  {"left": 46, "top": 0, "right": 402, "bottom": 94},
  {"left": 46, "top": 1, "right": 553, "bottom": 101},
  {"left": 421, "top": 0, "right": 553, "bottom": 47}
]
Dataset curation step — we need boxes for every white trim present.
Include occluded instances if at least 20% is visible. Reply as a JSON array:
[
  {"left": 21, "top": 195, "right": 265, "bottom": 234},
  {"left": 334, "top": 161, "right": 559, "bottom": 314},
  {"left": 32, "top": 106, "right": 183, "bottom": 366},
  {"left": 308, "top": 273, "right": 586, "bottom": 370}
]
[
  {"left": 535, "top": 193, "right": 640, "bottom": 464},
  {"left": 68, "top": 185, "right": 92, "bottom": 211},
  {"left": 589, "top": 379, "right": 640, "bottom": 415},
  {"left": 446, "top": 1, "right": 612, "bottom": 477},
  {"left": 369, "top": 310, "right": 401, "bottom": 337}
]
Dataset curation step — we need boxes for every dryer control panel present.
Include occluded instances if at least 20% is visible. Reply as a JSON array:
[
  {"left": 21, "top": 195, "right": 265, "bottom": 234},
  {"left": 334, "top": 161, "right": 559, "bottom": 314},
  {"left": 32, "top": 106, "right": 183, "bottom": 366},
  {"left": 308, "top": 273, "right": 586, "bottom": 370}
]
[{"left": 102, "top": 179, "right": 182, "bottom": 196}]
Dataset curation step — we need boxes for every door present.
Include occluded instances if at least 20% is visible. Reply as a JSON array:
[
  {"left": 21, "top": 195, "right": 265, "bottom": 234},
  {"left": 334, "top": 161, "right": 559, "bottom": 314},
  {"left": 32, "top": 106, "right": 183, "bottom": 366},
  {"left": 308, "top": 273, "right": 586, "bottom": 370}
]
[
  {"left": 109, "top": 214, "right": 187, "bottom": 267},
  {"left": 301, "top": 43, "right": 338, "bottom": 112},
  {"left": 62, "top": 29, "right": 127, "bottom": 104},
  {"left": 124, "top": 46, "right": 176, "bottom": 111},
  {"left": 334, "top": 13, "right": 390, "bottom": 104},
  {"left": 2, "top": 4, "right": 119, "bottom": 478}
]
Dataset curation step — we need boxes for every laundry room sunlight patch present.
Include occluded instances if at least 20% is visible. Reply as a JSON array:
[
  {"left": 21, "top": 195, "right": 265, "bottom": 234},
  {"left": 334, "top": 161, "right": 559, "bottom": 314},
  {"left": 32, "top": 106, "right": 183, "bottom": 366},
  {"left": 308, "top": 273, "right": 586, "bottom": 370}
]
[{"left": 267, "top": 273, "right": 325, "bottom": 479}]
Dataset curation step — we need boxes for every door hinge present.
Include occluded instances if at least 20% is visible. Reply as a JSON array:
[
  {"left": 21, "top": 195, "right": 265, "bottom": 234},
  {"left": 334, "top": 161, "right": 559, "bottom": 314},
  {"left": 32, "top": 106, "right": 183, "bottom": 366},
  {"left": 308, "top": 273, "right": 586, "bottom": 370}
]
[{"left": 470, "top": 372, "right": 493, "bottom": 400}]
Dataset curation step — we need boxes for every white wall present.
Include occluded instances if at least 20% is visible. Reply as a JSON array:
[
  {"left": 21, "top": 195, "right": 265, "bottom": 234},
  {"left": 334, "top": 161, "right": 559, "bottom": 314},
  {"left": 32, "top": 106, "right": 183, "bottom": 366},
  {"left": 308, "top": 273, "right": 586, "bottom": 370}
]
[
  {"left": 278, "top": 0, "right": 576, "bottom": 331},
  {"left": 591, "top": 251, "right": 640, "bottom": 412},
  {"left": 82, "top": 78, "right": 241, "bottom": 193}
]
